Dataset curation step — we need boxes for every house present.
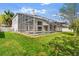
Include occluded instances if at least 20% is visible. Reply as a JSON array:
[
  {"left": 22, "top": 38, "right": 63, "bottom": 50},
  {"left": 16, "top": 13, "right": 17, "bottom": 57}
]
[
  {"left": 61, "top": 22, "right": 73, "bottom": 32},
  {"left": 0, "top": 24, "right": 12, "bottom": 32},
  {"left": 12, "top": 13, "right": 63, "bottom": 34}
]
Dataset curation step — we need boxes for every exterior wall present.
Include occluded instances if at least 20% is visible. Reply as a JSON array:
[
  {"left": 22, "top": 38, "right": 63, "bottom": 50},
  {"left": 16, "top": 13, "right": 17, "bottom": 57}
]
[
  {"left": 43, "top": 21, "right": 49, "bottom": 25},
  {"left": 0, "top": 27, "right": 12, "bottom": 32},
  {"left": 18, "top": 14, "right": 34, "bottom": 33},
  {"left": 35, "top": 18, "right": 53, "bottom": 33},
  {"left": 12, "top": 14, "right": 62, "bottom": 34},
  {"left": 35, "top": 19, "right": 43, "bottom": 31},
  {"left": 55, "top": 26, "right": 62, "bottom": 32},
  {"left": 54, "top": 23, "right": 62, "bottom": 32},
  {"left": 62, "top": 28, "right": 73, "bottom": 32},
  {"left": 18, "top": 14, "right": 26, "bottom": 32},
  {"left": 12, "top": 15, "right": 18, "bottom": 32}
]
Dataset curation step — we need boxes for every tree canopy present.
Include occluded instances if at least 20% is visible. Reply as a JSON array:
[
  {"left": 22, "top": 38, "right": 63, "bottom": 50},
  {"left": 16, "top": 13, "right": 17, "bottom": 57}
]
[
  {"left": 60, "top": 3, "right": 78, "bottom": 23},
  {"left": 60, "top": 3, "right": 79, "bottom": 36},
  {"left": 69, "top": 19, "right": 79, "bottom": 36},
  {"left": 0, "top": 15, "right": 3, "bottom": 26},
  {"left": 2, "top": 10, "right": 14, "bottom": 27}
]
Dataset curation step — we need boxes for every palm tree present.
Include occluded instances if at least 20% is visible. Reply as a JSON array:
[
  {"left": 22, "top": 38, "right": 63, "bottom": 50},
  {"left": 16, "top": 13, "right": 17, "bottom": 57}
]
[{"left": 2, "top": 10, "right": 14, "bottom": 27}]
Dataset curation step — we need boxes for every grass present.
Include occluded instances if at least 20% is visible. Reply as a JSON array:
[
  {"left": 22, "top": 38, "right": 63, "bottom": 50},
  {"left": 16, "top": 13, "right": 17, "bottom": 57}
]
[
  {"left": 0, "top": 31, "right": 78, "bottom": 56},
  {"left": 36, "top": 32, "right": 73, "bottom": 44},
  {"left": 0, "top": 32, "right": 49, "bottom": 56}
]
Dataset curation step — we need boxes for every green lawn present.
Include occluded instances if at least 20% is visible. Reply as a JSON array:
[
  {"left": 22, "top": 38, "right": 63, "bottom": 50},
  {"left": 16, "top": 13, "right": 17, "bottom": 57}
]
[
  {"left": 0, "top": 32, "right": 50, "bottom": 56},
  {"left": 36, "top": 32, "right": 74, "bottom": 44},
  {"left": 0, "top": 32, "right": 79, "bottom": 56}
]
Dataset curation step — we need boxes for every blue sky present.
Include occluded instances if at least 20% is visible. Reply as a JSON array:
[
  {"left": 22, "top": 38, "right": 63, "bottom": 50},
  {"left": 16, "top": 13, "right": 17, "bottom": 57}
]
[{"left": 0, "top": 3, "right": 63, "bottom": 21}]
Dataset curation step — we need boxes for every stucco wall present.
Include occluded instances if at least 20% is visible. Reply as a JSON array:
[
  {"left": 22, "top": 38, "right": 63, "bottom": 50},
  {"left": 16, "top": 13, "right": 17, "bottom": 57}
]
[
  {"left": 12, "top": 15, "right": 18, "bottom": 32},
  {"left": 62, "top": 28, "right": 73, "bottom": 32},
  {"left": 12, "top": 14, "right": 55, "bottom": 33}
]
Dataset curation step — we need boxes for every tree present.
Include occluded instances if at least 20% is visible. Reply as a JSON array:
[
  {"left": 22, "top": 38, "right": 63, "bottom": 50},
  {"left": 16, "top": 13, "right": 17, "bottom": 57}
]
[
  {"left": 0, "top": 15, "right": 3, "bottom": 31},
  {"left": 2, "top": 10, "right": 14, "bottom": 27},
  {"left": 69, "top": 19, "right": 79, "bottom": 36},
  {"left": 60, "top": 3, "right": 79, "bottom": 36},
  {"left": 0, "top": 15, "right": 3, "bottom": 26},
  {"left": 60, "top": 3, "right": 78, "bottom": 23}
]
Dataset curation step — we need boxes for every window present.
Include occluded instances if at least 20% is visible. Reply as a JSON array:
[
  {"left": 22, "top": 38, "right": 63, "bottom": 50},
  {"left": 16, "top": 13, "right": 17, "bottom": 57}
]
[
  {"left": 44, "top": 26, "right": 48, "bottom": 31},
  {"left": 26, "top": 26, "right": 28, "bottom": 31},
  {"left": 37, "top": 21, "right": 42, "bottom": 25},
  {"left": 38, "top": 27, "right": 42, "bottom": 31},
  {"left": 25, "top": 19, "right": 28, "bottom": 21},
  {"left": 29, "top": 20, "right": 33, "bottom": 25},
  {"left": 25, "top": 19, "right": 28, "bottom": 24}
]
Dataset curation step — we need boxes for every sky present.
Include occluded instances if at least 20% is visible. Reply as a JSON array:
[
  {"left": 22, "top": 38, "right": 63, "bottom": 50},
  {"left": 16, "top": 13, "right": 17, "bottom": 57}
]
[{"left": 0, "top": 3, "right": 64, "bottom": 21}]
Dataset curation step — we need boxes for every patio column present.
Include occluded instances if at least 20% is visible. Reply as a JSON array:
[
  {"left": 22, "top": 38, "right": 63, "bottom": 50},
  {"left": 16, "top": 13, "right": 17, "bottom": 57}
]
[
  {"left": 48, "top": 24, "right": 50, "bottom": 32},
  {"left": 33, "top": 17, "right": 36, "bottom": 34},
  {"left": 28, "top": 22, "right": 30, "bottom": 32}
]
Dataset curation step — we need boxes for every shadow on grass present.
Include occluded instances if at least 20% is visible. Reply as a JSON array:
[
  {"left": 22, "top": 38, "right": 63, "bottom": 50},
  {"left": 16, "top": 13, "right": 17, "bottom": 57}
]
[
  {"left": 0, "top": 32, "right": 5, "bottom": 38},
  {"left": 62, "top": 32, "right": 74, "bottom": 36}
]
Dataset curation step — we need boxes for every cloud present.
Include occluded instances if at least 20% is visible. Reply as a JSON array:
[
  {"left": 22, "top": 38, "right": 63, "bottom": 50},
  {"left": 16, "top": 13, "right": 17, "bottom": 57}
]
[
  {"left": 52, "top": 14, "right": 58, "bottom": 17},
  {"left": 77, "top": 12, "right": 79, "bottom": 14},
  {"left": 52, "top": 13, "right": 63, "bottom": 17},
  {"left": 41, "top": 3, "right": 51, "bottom": 6},
  {"left": 13, "top": 7, "right": 32, "bottom": 14},
  {"left": 35, "top": 9, "right": 47, "bottom": 14},
  {"left": 13, "top": 7, "right": 47, "bottom": 14}
]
